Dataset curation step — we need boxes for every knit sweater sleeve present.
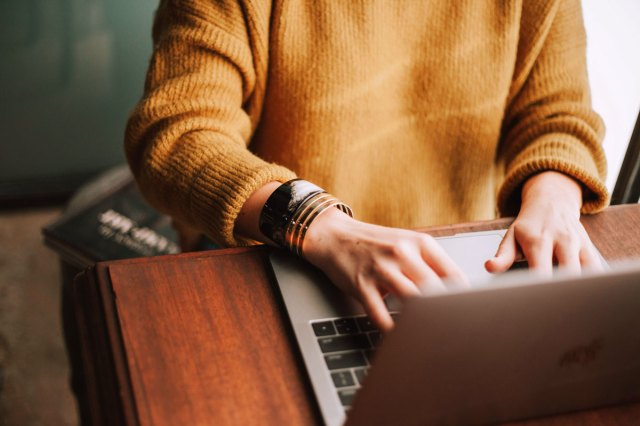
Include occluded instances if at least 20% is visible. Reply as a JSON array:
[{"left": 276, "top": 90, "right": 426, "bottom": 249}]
[
  {"left": 497, "top": 0, "right": 608, "bottom": 216},
  {"left": 124, "top": 0, "right": 296, "bottom": 247}
]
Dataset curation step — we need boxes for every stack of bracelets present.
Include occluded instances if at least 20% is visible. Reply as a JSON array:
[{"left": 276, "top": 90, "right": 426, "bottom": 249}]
[{"left": 259, "top": 179, "right": 353, "bottom": 257}]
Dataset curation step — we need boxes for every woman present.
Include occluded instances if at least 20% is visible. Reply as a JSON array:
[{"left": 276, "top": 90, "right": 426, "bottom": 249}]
[{"left": 125, "top": 0, "right": 608, "bottom": 330}]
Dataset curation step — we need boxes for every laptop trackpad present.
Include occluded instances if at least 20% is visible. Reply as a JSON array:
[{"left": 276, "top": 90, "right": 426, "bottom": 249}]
[
  {"left": 436, "top": 230, "right": 505, "bottom": 286},
  {"left": 384, "top": 231, "right": 507, "bottom": 311}
]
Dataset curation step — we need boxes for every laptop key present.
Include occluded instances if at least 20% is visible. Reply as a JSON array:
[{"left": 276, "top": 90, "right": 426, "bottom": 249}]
[
  {"left": 325, "top": 351, "right": 367, "bottom": 370},
  {"left": 368, "top": 331, "right": 382, "bottom": 347},
  {"left": 356, "top": 316, "right": 377, "bottom": 332},
  {"left": 318, "top": 334, "right": 370, "bottom": 353},
  {"left": 338, "top": 389, "right": 358, "bottom": 407},
  {"left": 334, "top": 318, "right": 358, "bottom": 334},
  {"left": 331, "top": 371, "right": 355, "bottom": 388},
  {"left": 354, "top": 367, "right": 369, "bottom": 385},
  {"left": 364, "top": 349, "right": 375, "bottom": 364},
  {"left": 312, "top": 321, "right": 337, "bottom": 336}
]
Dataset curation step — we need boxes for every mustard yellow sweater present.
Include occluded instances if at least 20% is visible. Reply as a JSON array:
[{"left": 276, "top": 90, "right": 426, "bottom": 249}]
[{"left": 125, "top": 0, "right": 608, "bottom": 247}]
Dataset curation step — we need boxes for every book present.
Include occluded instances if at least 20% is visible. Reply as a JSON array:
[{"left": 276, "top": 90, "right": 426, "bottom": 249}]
[{"left": 43, "top": 165, "right": 180, "bottom": 269}]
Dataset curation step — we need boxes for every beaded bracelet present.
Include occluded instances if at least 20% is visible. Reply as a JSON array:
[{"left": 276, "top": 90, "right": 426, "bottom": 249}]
[{"left": 259, "top": 179, "right": 353, "bottom": 256}]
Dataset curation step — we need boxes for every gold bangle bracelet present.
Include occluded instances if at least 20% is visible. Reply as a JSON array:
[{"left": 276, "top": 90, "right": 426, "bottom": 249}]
[
  {"left": 295, "top": 200, "right": 344, "bottom": 256},
  {"left": 289, "top": 195, "right": 353, "bottom": 256},
  {"left": 273, "top": 184, "right": 353, "bottom": 257},
  {"left": 285, "top": 192, "right": 332, "bottom": 252},
  {"left": 292, "top": 196, "right": 341, "bottom": 255}
]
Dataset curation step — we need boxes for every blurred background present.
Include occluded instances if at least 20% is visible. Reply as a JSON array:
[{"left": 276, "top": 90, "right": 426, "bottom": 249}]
[
  {"left": 0, "top": 0, "right": 157, "bottom": 204},
  {"left": 583, "top": 1, "right": 640, "bottom": 191},
  {"left": 0, "top": 1, "right": 158, "bottom": 424},
  {"left": 0, "top": 1, "right": 639, "bottom": 425}
]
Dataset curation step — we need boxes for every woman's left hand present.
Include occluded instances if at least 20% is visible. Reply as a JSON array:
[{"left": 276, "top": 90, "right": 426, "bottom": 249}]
[{"left": 485, "top": 171, "right": 603, "bottom": 276}]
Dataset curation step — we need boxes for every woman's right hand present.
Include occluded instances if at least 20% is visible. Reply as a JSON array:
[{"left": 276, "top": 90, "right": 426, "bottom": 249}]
[
  {"left": 234, "top": 181, "right": 468, "bottom": 332},
  {"left": 302, "top": 208, "right": 468, "bottom": 331}
]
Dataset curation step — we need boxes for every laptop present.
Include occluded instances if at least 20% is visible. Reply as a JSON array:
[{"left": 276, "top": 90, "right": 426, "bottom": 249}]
[{"left": 268, "top": 231, "right": 640, "bottom": 425}]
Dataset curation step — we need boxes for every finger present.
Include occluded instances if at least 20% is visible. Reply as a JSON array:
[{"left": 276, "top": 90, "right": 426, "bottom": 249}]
[
  {"left": 418, "top": 237, "right": 469, "bottom": 285},
  {"left": 522, "top": 234, "right": 554, "bottom": 277},
  {"left": 580, "top": 242, "right": 604, "bottom": 272},
  {"left": 377, "top": 268, "right": 422, "bottom": 298},
  {"left": 360, "top": 284, "right": 394, "bottom": 332},
  {"left": 485, "top": 227, "right": 517, "bottom": 273},
  {"left": 398, "top": 249, "right": 444, "bottom": 289},
  {"left": 576, "top": 226, "right": 604, "bottom": 271},
  {"left": 554, "top": 239, "right": 581, "bottom": 275}
]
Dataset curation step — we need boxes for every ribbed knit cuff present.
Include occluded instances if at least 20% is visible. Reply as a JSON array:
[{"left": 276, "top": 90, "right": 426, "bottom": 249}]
[
  {"left": 148, "top": 131, "right": 297, "bottom": 247},
  {"left": 498, "top": 134, "right": 609, "bottom": 217},
  {"left": 191, "top": 159, "right": 297, "bottom": 247}
]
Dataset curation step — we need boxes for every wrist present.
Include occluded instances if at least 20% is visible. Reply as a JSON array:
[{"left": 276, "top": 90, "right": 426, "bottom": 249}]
[
  {"left": 303, "top": 207, "right": 355, "bottom": 263},
  {"left": 252, "top": 179, "right": 353, "bottom": 256},
  {"left": 234, "top": 181, "right": 282, "bottom": 243},
  {"left": 521, "top": 171, "right": 582, "bottom": 211}
]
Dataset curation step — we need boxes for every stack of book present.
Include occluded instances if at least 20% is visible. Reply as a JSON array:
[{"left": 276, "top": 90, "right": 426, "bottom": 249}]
[{"left": 43, "top": 165, "right": 180, "bottom": 270}]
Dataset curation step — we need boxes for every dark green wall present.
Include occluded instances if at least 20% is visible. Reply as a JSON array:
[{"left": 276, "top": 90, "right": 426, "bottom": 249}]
[{"left": 0, "top": 0, "right": 158, "bottom": 201}]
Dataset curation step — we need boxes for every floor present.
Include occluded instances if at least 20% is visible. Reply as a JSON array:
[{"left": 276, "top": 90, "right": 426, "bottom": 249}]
[{"left": 0, "top": 207, "right": 78, "bottom": 425}]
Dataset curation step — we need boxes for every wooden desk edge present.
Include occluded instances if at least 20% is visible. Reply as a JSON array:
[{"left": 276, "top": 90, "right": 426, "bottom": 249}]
[{"left": 74, "top": 265, "right": 139, "bottom": 426}]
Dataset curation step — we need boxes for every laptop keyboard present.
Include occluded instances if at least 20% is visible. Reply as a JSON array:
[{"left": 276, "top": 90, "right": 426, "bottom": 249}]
[{"left": 311, "top": 314, "right": 397, "bottom": 409}]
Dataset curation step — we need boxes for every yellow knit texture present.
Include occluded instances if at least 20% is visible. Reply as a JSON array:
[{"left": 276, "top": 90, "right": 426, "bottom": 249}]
[{"left": 125, "top": 0, "right": 608, "bottom": 247}]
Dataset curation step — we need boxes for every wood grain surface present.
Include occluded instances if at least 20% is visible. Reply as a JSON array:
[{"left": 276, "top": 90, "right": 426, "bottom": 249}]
[
  {"left": 107, "top": 248, "right": 320, "bottom": 425},
  {"left": 77, "top": 204, "right": 640, "bottom": 425}
]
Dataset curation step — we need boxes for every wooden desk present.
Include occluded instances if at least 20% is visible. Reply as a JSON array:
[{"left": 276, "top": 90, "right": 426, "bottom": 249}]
[{"left": 73, "top": 205, "right": 640, "bottom": 425}]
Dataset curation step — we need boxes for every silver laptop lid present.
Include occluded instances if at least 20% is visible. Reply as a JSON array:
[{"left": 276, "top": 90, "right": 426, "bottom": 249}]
[{"left": 347, "top": 261, "right": 640, "bottom": 426}]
